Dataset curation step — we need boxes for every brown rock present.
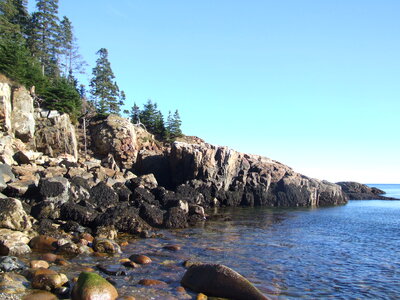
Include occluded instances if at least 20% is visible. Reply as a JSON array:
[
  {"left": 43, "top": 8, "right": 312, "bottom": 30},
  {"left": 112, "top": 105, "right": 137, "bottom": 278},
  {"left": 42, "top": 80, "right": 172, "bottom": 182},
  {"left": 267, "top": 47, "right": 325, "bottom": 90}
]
[
  {"left": 176, "top": 286, "right": 186, "bottom": 293},
  {"left": 22, "top": 290, "right": 58, "bottom": 300},
  {"left": 129, "top": 254, "right": 152, "bottom": 265},
  {"left": 29, "top": 235, "right": 58, "bottom": 251},
  {"left": 31, "top": 271, "right": 68, "bottom": 291},
  {"left": 163, "top": 244, "right": 181, "bottom": 251},
  {"left": 138, "top": 279, "right": 167, "bottom": 286},
  {"left": 197, "top": 293, "right": 207, "bottom": 300},
  {"left": 30, "top": 260, "right": 50, "bottom": 269},
  {"left": 41, "top": 253, "right": 60, "bottom": 262}
]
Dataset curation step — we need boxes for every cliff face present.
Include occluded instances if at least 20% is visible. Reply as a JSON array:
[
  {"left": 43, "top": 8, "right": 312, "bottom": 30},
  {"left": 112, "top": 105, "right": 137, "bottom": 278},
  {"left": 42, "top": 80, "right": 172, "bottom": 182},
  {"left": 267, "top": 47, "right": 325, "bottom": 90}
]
[
  {"left": 0, "top": 76, "right": 347, "bottom": 210},
  {"left": 163, "top": 142, "right": 346, "bottom": 207},
  {"left": 0, "top": 80, "right": 77, "bottom": 165}
]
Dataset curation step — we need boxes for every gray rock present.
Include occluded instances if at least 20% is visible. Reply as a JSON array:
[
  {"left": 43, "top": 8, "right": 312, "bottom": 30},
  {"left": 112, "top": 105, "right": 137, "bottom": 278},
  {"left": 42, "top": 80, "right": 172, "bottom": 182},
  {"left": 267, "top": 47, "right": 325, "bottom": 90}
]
[
  {"left": 0, "top": 198, "right": 32, "bottom": 231},
  {"left": 0, "top": 256, "right": 27, "bottom": 272},
  {"left": 181, "top": 263, "right": 269, "bottom": 300},
  {"left": 0, "top": 82, "right": 12, "bottom": 135},
  {"left": 11, "top": 86, "right": 35, "bottom": 142},
  {"left": 39, "top": 177, "right": 70, "bottom": 204},
  {"left": 0, "top": 229, "right": 31, "bottom": 256}
]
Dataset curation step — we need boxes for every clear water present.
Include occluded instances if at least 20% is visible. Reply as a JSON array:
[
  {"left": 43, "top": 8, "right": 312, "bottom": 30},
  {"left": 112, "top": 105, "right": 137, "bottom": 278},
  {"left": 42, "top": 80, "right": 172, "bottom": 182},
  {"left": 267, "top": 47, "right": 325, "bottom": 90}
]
[{"left": 21, "top": 185, "right": 400, "bottom": 299}]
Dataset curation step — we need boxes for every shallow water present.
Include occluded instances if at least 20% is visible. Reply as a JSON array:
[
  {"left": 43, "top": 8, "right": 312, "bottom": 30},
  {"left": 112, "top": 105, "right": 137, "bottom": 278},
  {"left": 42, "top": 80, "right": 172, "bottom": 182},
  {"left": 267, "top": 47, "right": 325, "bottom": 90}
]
[{"left": 20, "top": 185, "right": 400, "bottom": 299}]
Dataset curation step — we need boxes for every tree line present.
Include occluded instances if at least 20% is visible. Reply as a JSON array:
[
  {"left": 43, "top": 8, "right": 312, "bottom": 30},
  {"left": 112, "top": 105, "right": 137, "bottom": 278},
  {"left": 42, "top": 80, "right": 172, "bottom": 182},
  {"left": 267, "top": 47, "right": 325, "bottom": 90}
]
[{"left": 0, "top": 0, "right": 183, "bottom": 139}]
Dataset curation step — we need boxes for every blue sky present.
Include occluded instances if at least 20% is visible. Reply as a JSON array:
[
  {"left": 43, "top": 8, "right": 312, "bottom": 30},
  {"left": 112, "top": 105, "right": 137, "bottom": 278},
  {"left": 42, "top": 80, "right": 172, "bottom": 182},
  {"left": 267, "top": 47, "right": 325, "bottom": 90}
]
[{"left": 29, "top": 1, "right": 400, "bottom": 183}]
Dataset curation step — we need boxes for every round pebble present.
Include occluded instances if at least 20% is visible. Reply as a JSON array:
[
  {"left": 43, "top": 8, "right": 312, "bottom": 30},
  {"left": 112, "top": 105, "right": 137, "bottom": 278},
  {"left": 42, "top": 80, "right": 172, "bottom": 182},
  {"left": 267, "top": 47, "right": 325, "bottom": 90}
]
[
  {"left": 138, "top": 279, "right": 167, "bottom": 286},
  {"left": 129, "top": 254, "right": 152, "bottom": 265}
]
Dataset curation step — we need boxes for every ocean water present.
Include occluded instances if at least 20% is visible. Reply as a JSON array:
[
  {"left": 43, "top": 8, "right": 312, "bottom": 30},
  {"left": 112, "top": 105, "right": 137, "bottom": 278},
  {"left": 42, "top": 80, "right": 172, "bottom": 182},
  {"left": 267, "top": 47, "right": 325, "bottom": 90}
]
[{"left": 31, "top": 184, "right": 400, "bottom": 299}]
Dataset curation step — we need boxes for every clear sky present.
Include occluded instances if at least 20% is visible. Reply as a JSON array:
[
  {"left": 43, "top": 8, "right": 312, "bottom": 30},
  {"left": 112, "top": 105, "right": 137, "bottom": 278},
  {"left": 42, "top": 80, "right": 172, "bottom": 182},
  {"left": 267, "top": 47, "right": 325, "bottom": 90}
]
[{"left": 28, "top": 1, "right": 400, "bottom": 183}]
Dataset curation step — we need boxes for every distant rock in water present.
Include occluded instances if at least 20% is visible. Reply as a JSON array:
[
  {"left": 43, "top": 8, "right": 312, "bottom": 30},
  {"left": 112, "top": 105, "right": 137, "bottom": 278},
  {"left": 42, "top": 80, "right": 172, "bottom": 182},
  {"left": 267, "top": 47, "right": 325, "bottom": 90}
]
[{"left": 336, "top": 182, "right": 398, "bottom": 200}]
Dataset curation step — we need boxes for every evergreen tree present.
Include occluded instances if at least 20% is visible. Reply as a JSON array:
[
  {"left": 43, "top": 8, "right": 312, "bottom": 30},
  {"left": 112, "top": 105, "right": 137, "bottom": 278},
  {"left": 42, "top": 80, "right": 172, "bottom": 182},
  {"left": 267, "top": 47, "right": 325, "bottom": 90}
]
[
  {"left": 58, "top": 16, "right": 86, "bottom": 79},
  {"left": 89, "top": 48, "right": 121, "bottom": 115},
  {"left": 28, "top": 0, "right": 60, "bottom": 76},
  {"left": 0, "top": 0, "right": 29, "bottom": 39},
  {"left": 41, "top": 77, "right": 82, "bottom": 120},
  {"left": 130, "top": 103, "right": 140, "bottom": 124},
  {"left": 166, "top": 109, "right": 183, "bottom": 140},
  {"left": 139, "top": 99, "right": 157, "bottom": 132}
]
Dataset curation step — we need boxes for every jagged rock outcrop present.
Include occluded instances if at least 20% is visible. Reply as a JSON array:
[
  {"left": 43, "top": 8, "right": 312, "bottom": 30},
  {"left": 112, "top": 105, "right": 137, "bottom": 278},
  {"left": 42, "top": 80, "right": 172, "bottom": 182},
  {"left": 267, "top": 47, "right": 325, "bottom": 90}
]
[
  {"left": 153, "top": 141, "right": 347, "bottom": 207},
  {"left": 89, "top": 114, "right": 138, "bottom": 169},
  {"left": 12, "top": 86, "right": 35, "bottom": 143},
  {"left": 336, "top": 182, "right": 398, "bottom": 200},
  {"left": 35, "top": 110, "right": 78, "bottom": 160},
  {"left": 0, "top": 81, "right": 12, "bottom": 134}
]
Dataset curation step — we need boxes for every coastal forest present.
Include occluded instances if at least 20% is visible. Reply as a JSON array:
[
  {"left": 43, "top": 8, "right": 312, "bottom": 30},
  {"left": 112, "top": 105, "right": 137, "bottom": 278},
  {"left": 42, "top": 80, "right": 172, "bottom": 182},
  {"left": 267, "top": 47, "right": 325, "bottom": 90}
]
[{"left": 0, "top": 0, "right": 182, "bottom": 140}]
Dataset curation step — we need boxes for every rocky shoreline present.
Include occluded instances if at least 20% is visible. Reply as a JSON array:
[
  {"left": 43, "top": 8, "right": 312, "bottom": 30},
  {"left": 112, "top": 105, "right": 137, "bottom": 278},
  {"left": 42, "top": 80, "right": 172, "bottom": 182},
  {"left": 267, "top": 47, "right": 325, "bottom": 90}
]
[{"left": 0, "top": 78, "right": 392, "bottom": 299}]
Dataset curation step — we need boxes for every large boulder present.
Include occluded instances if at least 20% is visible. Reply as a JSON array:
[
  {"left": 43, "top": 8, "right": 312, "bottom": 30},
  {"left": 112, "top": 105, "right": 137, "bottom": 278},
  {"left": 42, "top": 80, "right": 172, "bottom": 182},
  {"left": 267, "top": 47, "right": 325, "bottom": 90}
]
[
  {"left": 0, "top": 81, "right": 12, "bottom": 135},
  {"left": 12, "top": 86, "right": 35, "bottom": 142},
  {"left": 71, "top": 272, "right": 118, "bottom": 300},
  {"left": 89, "top": 114, "right": 137, "bottom": 169},
  {"left": 35, "top": 111, "right": 78, "bottom": 160},
  {"left": 39, "top": 177, "right": 70, "bottom": 204},
  {"left": 181, "top": 263, "right": 269, "bottom": 300},
  {"left": 0, "top": 198, "right": 32, "bottom": 231}
]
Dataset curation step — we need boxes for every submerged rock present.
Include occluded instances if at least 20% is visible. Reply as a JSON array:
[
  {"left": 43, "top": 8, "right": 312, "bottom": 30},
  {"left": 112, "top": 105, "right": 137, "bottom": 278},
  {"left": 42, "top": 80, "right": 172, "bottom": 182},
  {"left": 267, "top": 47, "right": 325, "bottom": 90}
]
[
  {"left": 0, "top": 256, "right": 27, "bottom": 272},
  {"left": 181, "top": 263, "right": 269, "bottom": 300},
  {"left": 71, "top": 272, "right": 118, "bottom": 300}
]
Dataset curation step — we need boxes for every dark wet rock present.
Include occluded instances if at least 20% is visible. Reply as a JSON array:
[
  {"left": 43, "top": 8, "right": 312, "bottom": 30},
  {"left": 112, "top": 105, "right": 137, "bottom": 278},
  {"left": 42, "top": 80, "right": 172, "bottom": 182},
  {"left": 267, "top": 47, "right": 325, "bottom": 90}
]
[
  {"left": 163, "top": 244, "right": 181, "bottom": 251},
  {"left": 93, "top": 204, "right": 151, "bottom": 234},
  {"left": 36, "top": 219, "right": 59, "bottom": 236},
  {"left": 0, "top": 229, "right": 31, "bottom": 256},
  {"left": 163, "top": 207, "right": 188, "bottom": 229},
  {"left": 60, "top": 221, "right": 88, "bottom": 234},
  {"left": 38, "top": 177, "right": 70, "bottom": 204},
  {"left": 129, "top": 254, "right": 152, "bottom": 265},
  {"left": 93, "top": 238, "right": 121, "bottom": 254},
  {"left": 89, "top": 182, "right": 119, "bottom": 212},
  {"left": 0, "top": 256, "right": 27, "bottom": 272},
  {"left": 57, "top": 242, "right": 92, "bottom": 256},
  {"left": 138, "top": 279, "right": 167, "bottom": 286},
  {"left": 97, "top": 264, "right": 127, "bottom": 276},
  {"left": 93, "top": 226, "right": 117, "bottom": 240},
  {"left": 29, "top": 235, "right": 58, "bottom": 251},
  {"left": 71, "top": 271, "right": 118, "bottom": 300},
  {"left": 113, "top": 182, "right": 132, "bottom": 202},
  {"left": 69, "top": 176, "right": 91, "bottom": 202},
  {"left": 31, "top": 202, "right": 60, "bottom": 220},
  {"left": 0, "top": 197, "right": 32, "bottom": 231},
  {"left": 131, "top": 187, "right": 158, "bottom": 207},
  {"left": 139, "top": 202, "right": 164, "bottom": 227},
  {"left": 60, "top": 202, "right": 98, "bottom": 227},
  {"left": 181, "top": 263, "right": 268, "bottom": 300},
  {"left": 2, "top": 179, "right": 36, "bottom": 197},
  {"left": 336, "top": 181, "right": 398, "bottom": 200},
  {"left": 0, "top": 273, "right": 29, "bottom": 294}
]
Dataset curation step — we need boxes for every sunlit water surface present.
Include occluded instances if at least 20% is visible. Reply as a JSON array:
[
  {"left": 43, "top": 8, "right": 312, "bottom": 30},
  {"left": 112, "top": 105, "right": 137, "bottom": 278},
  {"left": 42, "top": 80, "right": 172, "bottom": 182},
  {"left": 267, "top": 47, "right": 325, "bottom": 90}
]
[{"left": 26, "top": 185, "right": 400, "bottom": 299}]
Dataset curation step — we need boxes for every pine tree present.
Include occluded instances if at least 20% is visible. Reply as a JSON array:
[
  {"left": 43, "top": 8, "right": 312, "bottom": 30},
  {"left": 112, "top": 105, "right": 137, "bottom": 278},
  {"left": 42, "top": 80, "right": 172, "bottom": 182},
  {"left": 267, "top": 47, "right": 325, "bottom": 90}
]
[
  {"left": 28, "top": 0, "right": 60, "bottom": 76},
  {"left": 130, "top": 103, "right": 140, "bottom": 124},
  {"left": 89, "top": 48, "right": 121, "bottom": 115},
  {"left": 58, "top": 16, "right": 86, "bottom": 79},
  {"left": 0, "top": 0, "right": 29, "bottom": 39},
  {"left": 139, "top": 99, "right": 157, "bottom": 132},
  {"left": 166, "top": 109, "right": 183, "bottom": 140}
]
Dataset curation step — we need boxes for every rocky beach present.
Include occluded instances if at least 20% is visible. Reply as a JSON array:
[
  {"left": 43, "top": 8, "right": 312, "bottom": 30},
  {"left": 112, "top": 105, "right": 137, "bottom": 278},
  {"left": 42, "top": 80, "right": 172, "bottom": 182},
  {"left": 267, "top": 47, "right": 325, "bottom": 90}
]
[{"left": 0, "top": 78, "right": 392, "bottom": 299}]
